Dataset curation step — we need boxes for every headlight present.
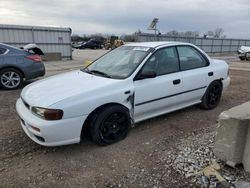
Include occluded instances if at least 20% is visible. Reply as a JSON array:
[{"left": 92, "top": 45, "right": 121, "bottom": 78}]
[{"left": 31, "top": 107, "right": 64, "bottom": 120}]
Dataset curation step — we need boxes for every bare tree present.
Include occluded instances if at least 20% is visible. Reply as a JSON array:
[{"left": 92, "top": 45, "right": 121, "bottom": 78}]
[
  {"left": 205, "top": 28, "right": 226, "bottom": 38},
  {"left": 214, "top": 28, "right": 224, "bottom": 38},
  {"left": 166, "top": 30, "right": 200, "bottom": 37},
  {"left": 166, "top": 30, "right": 179, "bottom": 37},
  {"left": 183, "top": 31, "right": 200, "bottom": 37},
  {"left": 71, "top": 34, "right": 83, "bottom": 42},
  {"left": 120, "top": 34, "right": 136, "bottom": 42}
]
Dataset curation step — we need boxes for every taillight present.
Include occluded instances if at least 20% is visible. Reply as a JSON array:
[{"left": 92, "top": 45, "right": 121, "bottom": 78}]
[{"left": 26, "top": 55, "right": 42, "bottom": 62}]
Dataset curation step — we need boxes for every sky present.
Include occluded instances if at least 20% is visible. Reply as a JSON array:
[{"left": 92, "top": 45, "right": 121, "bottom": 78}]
[{"left": 0, "top": 0, "right": 250, "bottom": 39}]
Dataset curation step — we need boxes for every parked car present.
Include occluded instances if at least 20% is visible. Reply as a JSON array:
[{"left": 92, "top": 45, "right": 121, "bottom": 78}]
[
  {"left": 16, "top": 42, "right": 230, "bottom": 146},
  {"left": 73, "top": 41, "right": 85, "bottom": 49},
  {"left": 238, "top": 46, "right": 250, "bottom": 61},
  {"left": 74, "top": 39, "right": 102, "bottom": 49},
  {"left": 0, "top": 43, "right": 45, "bottom": 90}
]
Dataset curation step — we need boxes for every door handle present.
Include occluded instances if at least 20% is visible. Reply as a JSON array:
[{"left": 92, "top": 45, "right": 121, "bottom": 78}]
[
  {"left": 208, "top": 72, "right": 214, "bottom": 76},
  {"left": 173, "top": 79, "right": 181, "bottom": 85}
]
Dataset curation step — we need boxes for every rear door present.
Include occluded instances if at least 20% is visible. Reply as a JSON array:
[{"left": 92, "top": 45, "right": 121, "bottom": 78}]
[
  {"left": 134, "top": 46, "right": 184, "bottom": 122},
  {"left": 176, "top": 45, "right": 211, "bottom": 104}
]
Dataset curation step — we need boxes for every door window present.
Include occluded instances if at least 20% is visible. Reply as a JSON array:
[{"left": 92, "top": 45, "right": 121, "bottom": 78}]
[
  {"left": 177, "top": 46, "right": 208, "bottom": 71},
  {"left": 142, "top": 47, "right": 179, "bottom": 76}
]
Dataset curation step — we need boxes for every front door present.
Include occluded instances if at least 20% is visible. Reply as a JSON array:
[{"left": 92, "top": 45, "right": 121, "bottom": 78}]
[{"left": 133, "top": 46, "right": 183, "bottom": 122}]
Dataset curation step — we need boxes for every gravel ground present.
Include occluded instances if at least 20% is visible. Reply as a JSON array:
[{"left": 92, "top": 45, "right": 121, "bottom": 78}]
[{"left": 0, "top": 50, "right": 250, "bottom": 187}]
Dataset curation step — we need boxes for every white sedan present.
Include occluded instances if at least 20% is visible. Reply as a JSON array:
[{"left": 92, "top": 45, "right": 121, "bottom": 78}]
[{"left": 16, "top": 42, "right": 230, "bottom": 146}]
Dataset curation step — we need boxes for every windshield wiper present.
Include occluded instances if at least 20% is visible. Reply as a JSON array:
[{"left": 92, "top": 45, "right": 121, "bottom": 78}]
[
  {"left": 89, "top": 70, "right": 112, "bottom": 78},
  {"left": 81, "top": 68, "right": 112, "bottom": 78},
  {"left": 81, "top": 68, "right": 93, "bottom": 74}
]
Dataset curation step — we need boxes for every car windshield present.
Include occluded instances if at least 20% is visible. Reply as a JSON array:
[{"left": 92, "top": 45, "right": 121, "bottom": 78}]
[{"left": 84, "top": 46, "right": 152, "bottom": 79}]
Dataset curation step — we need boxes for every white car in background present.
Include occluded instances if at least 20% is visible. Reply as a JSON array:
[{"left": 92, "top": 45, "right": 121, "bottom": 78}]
[
  {"left": 16, "top": 42, "right": 230, "bottom": 146},
  {"left": 238, "top": 46, "right": 250, "bottom": 61}
]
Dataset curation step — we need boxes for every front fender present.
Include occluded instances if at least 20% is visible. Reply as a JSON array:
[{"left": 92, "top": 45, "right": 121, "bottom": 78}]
[{"left": 49, "top": 84, "right": 134, "bottom": 120}]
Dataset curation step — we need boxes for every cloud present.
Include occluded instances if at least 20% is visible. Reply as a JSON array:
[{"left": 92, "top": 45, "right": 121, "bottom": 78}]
[{"left": 0, "top": 0, "right": 249, "bottom": 38}]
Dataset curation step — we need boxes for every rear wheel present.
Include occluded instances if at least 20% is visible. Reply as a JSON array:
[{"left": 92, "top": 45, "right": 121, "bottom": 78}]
[
  {"left": 90, "top": 105, "right": 130, "bottom": 146},
  {"left": 200, "top": 81, "right": 222, "bottom": 110},
  {"left": 0, "top": 68, "right": 23, "bottom": 90}
]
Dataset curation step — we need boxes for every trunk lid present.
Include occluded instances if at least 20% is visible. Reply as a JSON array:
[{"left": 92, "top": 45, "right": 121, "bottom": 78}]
[{"left": 21, "top": 44, "right": 44, "bottom": 55}]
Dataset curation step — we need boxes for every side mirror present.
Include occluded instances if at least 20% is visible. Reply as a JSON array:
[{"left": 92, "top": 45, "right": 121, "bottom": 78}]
[{"left": 136, "top": 70, "right": 156, "bottom": 80}]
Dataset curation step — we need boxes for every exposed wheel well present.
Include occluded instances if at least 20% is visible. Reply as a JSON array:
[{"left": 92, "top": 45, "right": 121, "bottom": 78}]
[
  {"left": 0, "top": 66, "right": 25, "bottom": 78},
  {"left": 80, "top": 103, "right": 130, "bottom": 139}
]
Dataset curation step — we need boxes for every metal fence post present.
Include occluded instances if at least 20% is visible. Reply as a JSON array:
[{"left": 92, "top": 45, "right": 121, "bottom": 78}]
[
  {"left": 220, "top": 39, "right": 223, "bottom": 54},
  {"left": 31, "top": 27, "right": 35, "bottom": 43},
  {"left": 211, "top": 39, "right": 214, "bottom": 53},
  {"left": 229, "top": 39, "right": 232, "bottom": 53}
]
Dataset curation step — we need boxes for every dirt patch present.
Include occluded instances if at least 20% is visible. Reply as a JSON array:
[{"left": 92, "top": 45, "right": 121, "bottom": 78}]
[{"left": 0, "top": 69, "right": 250, "bottom": 188}]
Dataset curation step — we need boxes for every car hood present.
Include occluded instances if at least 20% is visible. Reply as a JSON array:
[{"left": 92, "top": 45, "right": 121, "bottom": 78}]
[
  {"left": 21, "top": 70, "right": 121, "bottom": 108},
  {"left": 240, "top": 46, "right": 250, "bottom": 53}
]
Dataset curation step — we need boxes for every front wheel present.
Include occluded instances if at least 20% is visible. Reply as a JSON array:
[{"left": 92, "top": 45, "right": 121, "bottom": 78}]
[
  {"left": 246, "top": 52, "right": 250, "bottom": 61},
  {"left": 0, "top": 68, "right": 23, "bottom": 90},
  {"left": 90, "top": 105, "right": 131, "bottom": 146},
  {"left": 200, "top": 81, "right": 222, "bottom": 110}
]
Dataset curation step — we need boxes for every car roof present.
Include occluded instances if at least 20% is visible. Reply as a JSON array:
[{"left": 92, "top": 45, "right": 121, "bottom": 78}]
[{"left": 125, "top": 41, "right": 190, "bottom": 48}]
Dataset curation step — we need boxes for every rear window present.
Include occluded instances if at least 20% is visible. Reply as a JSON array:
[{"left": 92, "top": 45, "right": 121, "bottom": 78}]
[{"left": 0, "top": 47, "right": 7, "bottom": 55}]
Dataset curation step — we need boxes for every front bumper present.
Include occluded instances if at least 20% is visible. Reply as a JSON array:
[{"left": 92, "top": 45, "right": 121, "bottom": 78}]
[{"left": 16, "top": 98, "right": 87, "bottom": 146}]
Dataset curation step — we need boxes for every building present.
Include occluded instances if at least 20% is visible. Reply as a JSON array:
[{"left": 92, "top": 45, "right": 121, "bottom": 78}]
[{"left": 0, "top": 24, "right": 72, "bottom": 60}]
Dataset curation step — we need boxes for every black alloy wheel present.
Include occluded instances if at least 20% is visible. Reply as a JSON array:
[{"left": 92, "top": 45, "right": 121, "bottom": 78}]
[
  {"left": 208, "top": 84, "right": 221, "bottom": 107},
  {"left": 200, "top": 81, "right": 222, "bottom": 110},
  {"left": 99, "top": 112, "right": 128, "bottom": 144},
  {"left": 90, "top": 105, "right": 130, "bottom": 146}
]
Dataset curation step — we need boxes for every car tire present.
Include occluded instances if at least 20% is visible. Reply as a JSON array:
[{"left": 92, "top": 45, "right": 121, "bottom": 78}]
[
  {"left": 245, "top": 52, "right": 250, "bottom": 61},
  {"left": 0, "top": 68, "right": 23, "bottom": 90},
  {"left": 200, "top": 81, "right": 222, "bottom": 110},
  {"left": 90, "top": 105, "right": 131, "bottom": 146}
]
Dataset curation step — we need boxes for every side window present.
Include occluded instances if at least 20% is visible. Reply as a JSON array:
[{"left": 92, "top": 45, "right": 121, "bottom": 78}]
[
  {"left": 142, "top": 47, "right": 179, "bottom": 76},
  {"left": 177, "top": 46, "right": 208, "bottom": 71},
  {"left": 0, "top": 47, "right": 7, "bottom": 55}
]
